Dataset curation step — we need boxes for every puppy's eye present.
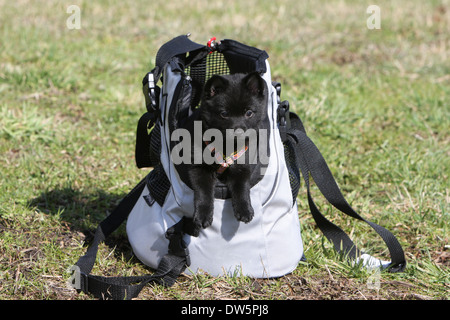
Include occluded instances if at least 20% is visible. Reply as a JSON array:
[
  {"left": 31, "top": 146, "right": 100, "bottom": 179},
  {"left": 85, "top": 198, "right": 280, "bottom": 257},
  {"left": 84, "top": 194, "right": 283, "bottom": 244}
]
[
  {"left": 220, "top": 111, "right": 229, "bottom": 118},
  {"left": 245, "top": 110, "right": 254, "bottom": 118}
]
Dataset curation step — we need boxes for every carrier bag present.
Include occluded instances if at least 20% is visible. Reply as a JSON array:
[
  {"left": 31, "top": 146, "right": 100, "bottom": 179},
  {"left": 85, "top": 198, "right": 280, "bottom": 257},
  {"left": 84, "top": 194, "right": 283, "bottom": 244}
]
[{"left": 71, "top": 35, "right": 406, "bottom": 300}]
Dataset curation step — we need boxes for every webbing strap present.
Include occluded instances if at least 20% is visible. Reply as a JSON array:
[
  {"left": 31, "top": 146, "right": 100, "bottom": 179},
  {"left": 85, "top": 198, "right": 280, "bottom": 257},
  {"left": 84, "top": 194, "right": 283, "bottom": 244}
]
[
  {"left": 72, "top": 178, "right": 189, "bottom": 300},
  {"left": 287, "top": 114, "right": 406, "bottom": 272}
]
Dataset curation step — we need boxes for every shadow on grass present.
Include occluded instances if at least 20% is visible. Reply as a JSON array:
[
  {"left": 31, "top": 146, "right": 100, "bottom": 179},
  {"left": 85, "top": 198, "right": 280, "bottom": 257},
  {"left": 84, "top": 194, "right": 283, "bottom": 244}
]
[{"left": 28, "top": 187, "right": 135, "bottom": 261}]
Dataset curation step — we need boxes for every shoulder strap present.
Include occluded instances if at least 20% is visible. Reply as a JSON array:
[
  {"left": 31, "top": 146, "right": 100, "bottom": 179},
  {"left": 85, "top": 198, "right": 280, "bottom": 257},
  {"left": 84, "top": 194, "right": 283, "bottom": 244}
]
[
  {"left": 285, "top": 112, "right": 406, "bottom": 272},
  {"left": 70, "top": 178, "right": 190, "bottom": 299}
]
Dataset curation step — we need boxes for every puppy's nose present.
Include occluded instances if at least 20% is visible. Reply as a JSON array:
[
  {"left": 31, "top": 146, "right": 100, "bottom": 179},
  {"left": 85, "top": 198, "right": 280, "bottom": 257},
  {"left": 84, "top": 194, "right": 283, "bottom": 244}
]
[{"left": 234, "top": 128, "right": 245, "bottom": 137}]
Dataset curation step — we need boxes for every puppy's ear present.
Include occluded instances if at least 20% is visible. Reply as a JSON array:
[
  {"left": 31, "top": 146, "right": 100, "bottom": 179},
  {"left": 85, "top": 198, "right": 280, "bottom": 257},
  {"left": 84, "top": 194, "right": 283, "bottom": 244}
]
[
  {"left": 205, "top": 75, "right": 228, "bottom": 98},
  {"left": 244, "top": 72, "right": 265, "bottom": 96}
]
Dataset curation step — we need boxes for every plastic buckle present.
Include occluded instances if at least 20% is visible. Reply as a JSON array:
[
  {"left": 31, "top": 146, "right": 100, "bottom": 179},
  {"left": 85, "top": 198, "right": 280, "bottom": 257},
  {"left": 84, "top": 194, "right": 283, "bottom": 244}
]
[
  {"left": 71, "top": 268, "right": 89, "bottom": 294},
  {"left": 277, "top": 100, "right": 290, "bottom": 141},
  {"left": 147, "top": 73, "right": 157, "bottom": 112},
  {"left": 68, "top": 265, "right": 88, "bottom": 293}
]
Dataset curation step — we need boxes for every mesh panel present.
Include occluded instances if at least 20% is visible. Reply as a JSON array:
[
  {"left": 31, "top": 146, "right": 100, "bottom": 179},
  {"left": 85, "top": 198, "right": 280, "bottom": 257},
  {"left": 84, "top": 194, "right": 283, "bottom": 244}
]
[
  {"left": 185, "top": 52, "right": 230, "bottom": 109},
  {"left": 147, "top": 120, "right": 169, "bottom": 207},
  {"left": 186, "top": 51, "right": 230, "bottom": 83},
  {"left": 149, "top": 120, "right": 161, "bottom": 166},
  {"left": 146, "top": 163, "right": 171, "bottom": 207},
  {"left": 205, "top": 51, "right": 231, "bottom": 78}
]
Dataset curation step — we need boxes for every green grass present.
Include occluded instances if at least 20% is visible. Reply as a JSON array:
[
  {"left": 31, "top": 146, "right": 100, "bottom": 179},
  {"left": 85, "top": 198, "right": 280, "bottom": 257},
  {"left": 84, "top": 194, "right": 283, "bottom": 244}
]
[{"left": 0, "top": 0, "right": 448, "bottom": 300}]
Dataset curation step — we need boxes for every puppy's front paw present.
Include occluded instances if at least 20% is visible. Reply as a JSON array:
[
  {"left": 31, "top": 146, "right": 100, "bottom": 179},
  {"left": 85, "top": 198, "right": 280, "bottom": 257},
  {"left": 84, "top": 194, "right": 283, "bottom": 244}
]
[
  {"left": 188, "top": 204, "right": 214, "bottom": 237},
  {"left": 183, "top": 218, "right": 201, "bottom": 237},
  {"left": 234, "top": 205, "right": 254, "bottom": 224},
  {"left": 194, "top": 212, "right": 213, "bottom": 229}
]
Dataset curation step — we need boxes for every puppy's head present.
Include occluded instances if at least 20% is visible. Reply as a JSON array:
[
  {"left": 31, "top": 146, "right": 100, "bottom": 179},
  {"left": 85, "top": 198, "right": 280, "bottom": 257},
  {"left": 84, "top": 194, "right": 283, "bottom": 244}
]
[{"left": 200, "top": 72, "right": 268, "bottom": 137}]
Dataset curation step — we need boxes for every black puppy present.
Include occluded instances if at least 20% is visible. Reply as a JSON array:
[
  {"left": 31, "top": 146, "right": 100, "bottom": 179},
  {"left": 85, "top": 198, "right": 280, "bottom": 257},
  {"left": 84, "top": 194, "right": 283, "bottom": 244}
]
[{"left": 186, "top": 72, "right": 269, "bottom": 236}]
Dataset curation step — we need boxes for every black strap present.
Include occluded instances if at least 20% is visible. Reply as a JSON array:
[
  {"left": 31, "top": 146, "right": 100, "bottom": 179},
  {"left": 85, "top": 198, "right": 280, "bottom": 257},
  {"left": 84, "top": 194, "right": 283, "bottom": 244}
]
[
  {"left": 71, "top": 178, "right": 190, "bottom": 299},
  {"left": 135, "top": 111, "right": 157, "bottom": 168},
  {"left": 287, "top": 113, "right": 406, "bottom": 272}
]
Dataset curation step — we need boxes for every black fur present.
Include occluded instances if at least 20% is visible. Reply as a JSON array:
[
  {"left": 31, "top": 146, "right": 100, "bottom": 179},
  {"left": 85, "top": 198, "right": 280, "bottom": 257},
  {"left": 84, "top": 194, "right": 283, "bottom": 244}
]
[{"left": 185, "top": 72, "right": 269, "bottom": 236}]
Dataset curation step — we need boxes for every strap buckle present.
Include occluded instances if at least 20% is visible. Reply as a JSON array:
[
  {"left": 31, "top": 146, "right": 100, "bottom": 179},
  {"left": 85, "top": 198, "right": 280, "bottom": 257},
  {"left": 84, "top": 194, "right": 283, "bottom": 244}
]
[
  {"left": 148, "top": 73, "right": 157, "bottom": 111},
  {"left": 143, "top": 72, "right": 159, "bottom": 114},
  {"left": 68, "top": 265, "right": 89, "bottom": 293},
  {"left": 277, "top": 100, "right": 290, "bottom": 141}
]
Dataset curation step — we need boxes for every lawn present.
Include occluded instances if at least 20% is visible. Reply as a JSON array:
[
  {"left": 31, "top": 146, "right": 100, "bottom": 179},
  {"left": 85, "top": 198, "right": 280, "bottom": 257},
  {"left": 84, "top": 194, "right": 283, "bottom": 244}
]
[{"left": 0, "top": 0, "right": 448, "bottom": 300}]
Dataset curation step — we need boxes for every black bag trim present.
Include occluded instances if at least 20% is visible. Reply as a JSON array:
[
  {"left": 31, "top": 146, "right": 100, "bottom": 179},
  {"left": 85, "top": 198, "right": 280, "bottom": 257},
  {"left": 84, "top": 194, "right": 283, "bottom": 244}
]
[{"left": 218, "top": 39, "right": 269, "bottom": 74}]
